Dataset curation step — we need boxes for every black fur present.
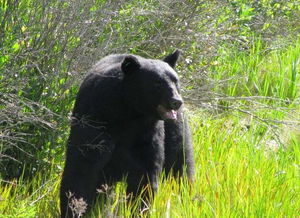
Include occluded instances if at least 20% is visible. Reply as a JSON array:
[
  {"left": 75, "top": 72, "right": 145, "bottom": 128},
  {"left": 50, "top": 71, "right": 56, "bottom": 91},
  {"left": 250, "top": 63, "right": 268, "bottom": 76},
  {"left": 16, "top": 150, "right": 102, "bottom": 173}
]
[{"left": 60, "top": 52, "right": 195, "bottom": 217}]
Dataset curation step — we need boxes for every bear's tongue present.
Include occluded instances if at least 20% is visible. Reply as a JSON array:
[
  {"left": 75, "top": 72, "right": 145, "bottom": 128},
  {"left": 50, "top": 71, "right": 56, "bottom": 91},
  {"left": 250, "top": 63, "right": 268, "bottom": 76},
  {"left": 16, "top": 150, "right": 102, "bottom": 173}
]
[
  {"left": 157, "top": 105, "right": 178, "bottom": 120},
  {"left": 164, "top": 109, "right": 177, "bottom": 120}
]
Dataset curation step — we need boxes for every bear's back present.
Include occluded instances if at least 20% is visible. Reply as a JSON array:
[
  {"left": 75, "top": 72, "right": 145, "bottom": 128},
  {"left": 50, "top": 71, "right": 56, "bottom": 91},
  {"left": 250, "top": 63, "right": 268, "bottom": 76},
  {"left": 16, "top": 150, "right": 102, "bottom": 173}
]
[
  {"left": 73, "top": 55, "right": 129, "bottom": 120},
  {"left": 90, "top": 54, "right": 126, "bottom": 77}
]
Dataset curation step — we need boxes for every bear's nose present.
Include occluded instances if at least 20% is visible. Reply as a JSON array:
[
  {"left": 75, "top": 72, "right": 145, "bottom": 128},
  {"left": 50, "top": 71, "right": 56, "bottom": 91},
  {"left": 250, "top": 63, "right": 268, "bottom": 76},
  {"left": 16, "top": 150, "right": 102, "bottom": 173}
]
[{"left": 170, "top": 98, "right": 183, "bottom": 110}]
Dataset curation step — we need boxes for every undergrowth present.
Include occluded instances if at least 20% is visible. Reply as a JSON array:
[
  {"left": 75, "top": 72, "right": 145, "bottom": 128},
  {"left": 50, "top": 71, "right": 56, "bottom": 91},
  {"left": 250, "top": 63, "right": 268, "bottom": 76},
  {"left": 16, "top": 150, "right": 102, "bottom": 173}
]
[
  {"left": 1, "top": 111, "right": 299, "bottom": 217},
  {"left": 1, "top": 0, "right": 300, "bottom": 217}
]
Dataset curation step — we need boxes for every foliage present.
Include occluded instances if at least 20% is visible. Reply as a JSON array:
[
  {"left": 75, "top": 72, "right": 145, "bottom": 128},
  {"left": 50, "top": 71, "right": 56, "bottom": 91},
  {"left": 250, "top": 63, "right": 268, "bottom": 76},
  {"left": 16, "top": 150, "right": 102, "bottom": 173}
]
[
  {"left": 1, "top": 113, "right": 299, "bottom": 217},
  {"left": 0, "top": 0, "right": 217, "bottom": 178},
  {"left": 0, "top": 0, "right": 300, "bottom": 216}
]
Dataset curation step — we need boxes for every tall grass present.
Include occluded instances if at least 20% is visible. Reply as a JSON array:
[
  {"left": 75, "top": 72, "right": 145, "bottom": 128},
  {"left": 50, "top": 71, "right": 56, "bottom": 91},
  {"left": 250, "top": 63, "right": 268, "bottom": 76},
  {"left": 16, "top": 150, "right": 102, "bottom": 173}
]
[
  {"left": 212, "top": 38, "right": 300, "bottom": 101},
  {"left": 1, "top": 35, "right": 300, "bottom": 218},
  {"left": 1, "top": 112, "right": 299, "bottom": 217},
  {"left": 1, "top": 1, "right": 299, "bottom": 216}
]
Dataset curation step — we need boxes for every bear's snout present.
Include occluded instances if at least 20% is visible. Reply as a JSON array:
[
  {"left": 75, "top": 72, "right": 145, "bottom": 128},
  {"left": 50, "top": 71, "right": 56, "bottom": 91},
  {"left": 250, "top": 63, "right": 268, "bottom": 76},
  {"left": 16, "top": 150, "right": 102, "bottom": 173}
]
[{"left": 169, "top": 97, "right": 183, "bottom": 110}]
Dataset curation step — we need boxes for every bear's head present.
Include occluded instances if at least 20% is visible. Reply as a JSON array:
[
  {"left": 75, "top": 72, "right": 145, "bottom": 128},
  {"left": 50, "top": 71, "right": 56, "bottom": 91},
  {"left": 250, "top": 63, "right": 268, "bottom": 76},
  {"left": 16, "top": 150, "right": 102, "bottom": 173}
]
[{"left": 122, "top": 50, "right": 183, "bottom": 120}]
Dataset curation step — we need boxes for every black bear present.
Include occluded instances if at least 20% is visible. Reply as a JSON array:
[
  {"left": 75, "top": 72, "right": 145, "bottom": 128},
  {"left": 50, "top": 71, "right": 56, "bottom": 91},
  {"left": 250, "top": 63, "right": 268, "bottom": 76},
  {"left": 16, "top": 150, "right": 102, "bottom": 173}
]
[{"left": 60, "top": 50, "right": 195, "bottom": 217}]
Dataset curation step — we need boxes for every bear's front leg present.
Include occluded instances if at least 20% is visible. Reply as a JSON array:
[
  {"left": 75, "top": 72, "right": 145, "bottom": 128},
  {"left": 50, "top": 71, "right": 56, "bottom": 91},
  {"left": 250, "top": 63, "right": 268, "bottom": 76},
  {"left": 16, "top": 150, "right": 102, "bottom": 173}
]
[
  {"left": 164, "top": 111, "right": 195, "bottom": 181},
  {"left": 145, "top": 121, "right": 165, "bottom": 195},
  {"left": 60, "top": 124, "right": 115, "bottom": 218},
  {"left": 127, "top": 120, "right": 165, "bottom": 201},
  {"left": 60, "top": 153, "right": 100, "bottom": 218}
]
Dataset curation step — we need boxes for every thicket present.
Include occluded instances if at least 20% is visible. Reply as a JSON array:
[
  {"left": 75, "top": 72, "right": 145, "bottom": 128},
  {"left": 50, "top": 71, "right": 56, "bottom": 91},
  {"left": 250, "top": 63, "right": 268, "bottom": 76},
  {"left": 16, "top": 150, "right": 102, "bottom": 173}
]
[{"left": 0, "top": 0, "right": 299, "bottom": 180}]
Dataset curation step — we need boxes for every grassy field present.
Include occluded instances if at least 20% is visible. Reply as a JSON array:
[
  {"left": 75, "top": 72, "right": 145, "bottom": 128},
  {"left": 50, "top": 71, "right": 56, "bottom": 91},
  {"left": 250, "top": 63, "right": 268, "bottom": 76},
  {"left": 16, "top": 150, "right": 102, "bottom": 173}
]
[
  {"left": 1, "top": 0, "right": 300, "bottom": 217},
  {"left": 1, "top": 111, "right": 299, "bottom": 217},
  {"left": 1, "top": 40, "right": 300, "bottom": 217}
]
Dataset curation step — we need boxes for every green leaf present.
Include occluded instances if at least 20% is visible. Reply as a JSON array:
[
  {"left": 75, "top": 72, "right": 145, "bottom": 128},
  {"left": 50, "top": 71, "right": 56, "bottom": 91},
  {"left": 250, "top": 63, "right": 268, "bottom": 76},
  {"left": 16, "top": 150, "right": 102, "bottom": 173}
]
[{"left": 12, "top": 42, "right": 20, "bottom": 51}]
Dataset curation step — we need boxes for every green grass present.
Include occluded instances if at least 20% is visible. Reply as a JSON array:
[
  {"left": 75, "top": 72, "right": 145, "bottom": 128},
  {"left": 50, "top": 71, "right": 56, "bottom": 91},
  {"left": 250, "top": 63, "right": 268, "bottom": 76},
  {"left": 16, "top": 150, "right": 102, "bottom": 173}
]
[
  {"left": 212, "top": 38, "right": 300, "bottom": 101},
  {"left": 1, "top": 112, "right": 299, "bottom": 217},
  {"left": 1, "top": 37, "right": 300, "bottom": 217},
  {"left": 1, "top": 36, "right": 300, "bottom": 217},
  {"left": 1, "top": 1, "right": 300, "bottom": 217}
]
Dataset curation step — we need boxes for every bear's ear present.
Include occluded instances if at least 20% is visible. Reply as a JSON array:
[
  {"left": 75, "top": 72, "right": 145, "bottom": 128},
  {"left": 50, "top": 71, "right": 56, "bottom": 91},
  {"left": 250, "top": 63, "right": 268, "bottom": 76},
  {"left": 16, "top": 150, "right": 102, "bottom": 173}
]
[
  {"left": 163, "top": 49, "right": 181, "bottom": 68},
  {"left": 121, "top": 55, "right": 141, "bottom": 75}
]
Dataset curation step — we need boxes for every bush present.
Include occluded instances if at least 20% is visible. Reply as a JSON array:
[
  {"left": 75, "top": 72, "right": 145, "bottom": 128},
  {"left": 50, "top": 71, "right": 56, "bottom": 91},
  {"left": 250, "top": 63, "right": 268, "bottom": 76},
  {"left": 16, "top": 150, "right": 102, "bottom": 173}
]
[{"left": 0, "top": 0, "right": 299, "bottom": 179}]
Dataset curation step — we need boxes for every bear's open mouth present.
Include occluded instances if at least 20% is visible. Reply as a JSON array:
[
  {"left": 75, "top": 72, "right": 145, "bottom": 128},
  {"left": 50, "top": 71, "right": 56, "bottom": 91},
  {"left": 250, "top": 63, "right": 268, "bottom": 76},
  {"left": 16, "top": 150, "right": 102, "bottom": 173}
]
[{"left": 157, "top": 105, "right": 178, "bottom": 120}]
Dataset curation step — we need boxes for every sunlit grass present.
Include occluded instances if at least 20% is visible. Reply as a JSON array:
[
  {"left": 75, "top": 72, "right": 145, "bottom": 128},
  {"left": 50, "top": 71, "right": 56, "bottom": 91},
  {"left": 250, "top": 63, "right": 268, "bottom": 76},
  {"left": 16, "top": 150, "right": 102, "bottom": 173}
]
[
  {"left": 0, "top": 165, "right": 61, "bottom": 217},
  {"left": 212, "top": 37, "right": 300, "bottom": 102},
  {"left": 1, "top": 34, "right": 299, "bottom": 218},
  {"left": 1, "top": 112, "right": 299, "bottom": 217}
]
